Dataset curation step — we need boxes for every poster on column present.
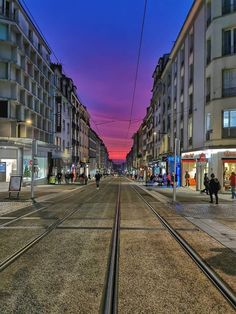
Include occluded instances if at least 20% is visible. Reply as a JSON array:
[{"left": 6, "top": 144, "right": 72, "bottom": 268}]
[{"left": 9, "top": 175, "right": 22, "bottom": 192}]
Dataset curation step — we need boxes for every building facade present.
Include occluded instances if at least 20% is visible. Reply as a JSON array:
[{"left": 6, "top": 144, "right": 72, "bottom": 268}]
[
  {"left": 127, "top": 0, "right": 236, "bottom": 191},
  {"left": 0, "top": 0, "right": 54, "bottom": 183}
]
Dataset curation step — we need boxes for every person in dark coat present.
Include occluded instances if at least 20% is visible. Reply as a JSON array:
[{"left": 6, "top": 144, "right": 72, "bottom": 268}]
[
  {"left": 201, "top": 173, "right": 209, "bottom": 194},
  {"left": 56, "top": 172, "right": 62, "bottom": 184},
  {"left": 209, "top": 173, "right": 221, "bottom": 204},
  {"left": 95, "top": 171, "right": 101, "bottom": 190}
]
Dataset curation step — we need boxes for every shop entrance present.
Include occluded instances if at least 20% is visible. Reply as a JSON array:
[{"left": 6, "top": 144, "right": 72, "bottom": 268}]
[
  {"left": 222, "top": 159, "right": 236, "bottom": 191},
  {"left": 182, "top": 160, "right": 196, "bottom": 187}
]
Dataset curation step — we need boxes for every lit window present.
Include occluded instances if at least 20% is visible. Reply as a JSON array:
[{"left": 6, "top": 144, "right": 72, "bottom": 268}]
[{"left": 223, "top": 110, "right": 236, "bottom": 127}]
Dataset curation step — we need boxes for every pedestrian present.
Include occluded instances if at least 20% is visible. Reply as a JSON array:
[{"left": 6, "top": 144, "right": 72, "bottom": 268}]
[
  {"left": 209, "top": 173, "right": 221, "bottom": 204},
  {"left": 201, "top": 173, "right": 209, "bottom": 194},
  {"left": 166, "top": 173, "right": 171, "bottom": 187},
  {"left": 84, "top": 174, "right": 88, "bottom": 185},
  {"left": 229, "top": 171, "right": 236, "bottom": 199},
  {"left": 185, "top": 171, "right": 190, "bottom": 186},
  {"left": 65, "top": 172, "right": 70, "bottom": 184},
  {"left": 95, "top": 171, "right": 101, "bottom": 190},
  {"left": 56, "top": 172, "right": 62, "bottom": 184}
]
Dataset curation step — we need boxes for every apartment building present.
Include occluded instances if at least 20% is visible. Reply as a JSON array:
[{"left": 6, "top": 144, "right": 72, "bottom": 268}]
[
  {"left": 165, "top": 0, "right": 236, "bottom": 190},
  {"left": 79, "top": 104, "right": 89, "bottom": 171},
  {"left": 0, "top": 0, "right": 54, "bottom": 183},
  {"left": 51, "top": 63, "right": 73, "bottom": 175},
  {"left": 127, "top": 0, "right": 236, "bottom": 191},
  {"left": 89, "top": 128, "right": 98, "bottom": 177}
]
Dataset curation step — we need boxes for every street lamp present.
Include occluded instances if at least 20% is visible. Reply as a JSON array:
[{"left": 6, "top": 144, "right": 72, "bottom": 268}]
[{"left": 17, "top": 119, "right": 36, "bottom": 200}]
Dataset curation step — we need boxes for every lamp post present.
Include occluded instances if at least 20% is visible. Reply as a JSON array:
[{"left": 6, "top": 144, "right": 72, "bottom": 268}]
[
  {"left": 153, "top": 131, "right": 157, "bottom": 160},
  {"left": 17, "top": 119, "right": 35, "bottom": 199}
]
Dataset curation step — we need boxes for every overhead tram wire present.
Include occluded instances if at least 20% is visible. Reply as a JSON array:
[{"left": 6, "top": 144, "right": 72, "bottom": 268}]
[{"left": 126, "top": 0, "right": 148, "bottom": 139}]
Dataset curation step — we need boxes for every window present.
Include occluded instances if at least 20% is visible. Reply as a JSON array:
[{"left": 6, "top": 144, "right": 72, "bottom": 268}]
[
  {"left": 222, "top": 28, "right": 236, "bottom": 55},
  {"left": 189, "top": 94, "right": 193, "bottom": 115},
  {"left": 0, "top": 22, "right": 7, "bottom": 40},
  {"left": 206, "top": 39, "right": 211, "bottom": 64},
  {"left": 206, "top": 112, "right": 212, "bottom": 130},
  {"left": 223, "top": 68, "right": 236, "bottom": 96},
  {"left": 189, "top": 31, "right": 194, "bottom": 52},
  {"left": 0, "top": 100, "right": 8, "bottom": 118},
  {"left": 62, "top": 119, "right": 65, "bottom": 131},
  {"left": 206, "top": 77, "right": 211, "bottom": 102},
  {"left": 181, "top": 75, "right": 184, "bottom": 93},
  {"left": 180, "top": 47, "right": 184, "bottom": 66},
  {"left": 0, "top": 62, "right": 7, "bottom": 79},
  {"left": 188, "top": 117, "right": 193, "bottom": 143},
  {"left": 222, "top": 0, "right": 236, "bottom": 14},
  {"left": 223, "top": 110, "right": 236, "bottom": 127},
  {"left": 189, "top": 64, "right": 193, "bottom": 84},
  {"left": 206, "top": 1, "right": 211, "bottom": 26}
]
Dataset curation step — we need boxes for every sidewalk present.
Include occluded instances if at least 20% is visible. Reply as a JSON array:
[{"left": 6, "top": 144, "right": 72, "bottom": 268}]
[
  {"left": 132, "top": 181, "right": 236, "bottom": 253},
  {"left": 0, "top": 182, "right": 90, "bottom": 217}
]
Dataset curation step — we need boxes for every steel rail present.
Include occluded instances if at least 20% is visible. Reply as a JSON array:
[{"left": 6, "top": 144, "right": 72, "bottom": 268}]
[
  {"left": 132, "top": 185, "right": 236, "bottom": 310},
  {"left": 101, "top": 182, "right": 121, "bottom": 314}
]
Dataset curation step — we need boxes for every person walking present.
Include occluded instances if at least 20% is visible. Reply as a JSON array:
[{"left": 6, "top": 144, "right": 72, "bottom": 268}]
[
  {"left": 229, "top": 171, "right": 236, "bottom": 199},
  {"left": 201, "top": 173, "right": 209, "bottom": 194},
  {"left": 95, "top": 171, "right": 101, "bottom": 190},
  {"left": 56, "top": 172, "right": 62, "bottom": 184},
  {"left": 209, "top": 173, "right": 221, "bottom": 204},
  {"left": 185, "top": 171, "right": 190, "bottom": 186}
]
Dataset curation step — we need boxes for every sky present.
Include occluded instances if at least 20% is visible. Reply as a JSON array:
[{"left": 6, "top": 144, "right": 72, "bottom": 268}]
[{"left": 23, "top": 0, "right": 194, "bottom": 162}]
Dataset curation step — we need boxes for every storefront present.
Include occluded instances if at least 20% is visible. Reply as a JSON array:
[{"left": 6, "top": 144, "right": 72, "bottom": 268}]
[
  {"left": 181, "top": 149, "right": 236, "bottom": 192},
  {"left": 0, "top": 140, "right": 52, "bottom": 184},
  {"left": 167, "top": 156, "right": 181, "bottom": 186},
  {"left": 222, "top": 151, "right": 236, "bottom": 191},
  {"left": 150, "top": 160, "right": 167, "bottom": 176}
]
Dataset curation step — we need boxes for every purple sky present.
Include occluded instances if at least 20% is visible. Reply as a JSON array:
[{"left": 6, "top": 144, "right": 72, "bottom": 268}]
[{"left": 23, "top": 0, "right": 193, "bottom": 161}]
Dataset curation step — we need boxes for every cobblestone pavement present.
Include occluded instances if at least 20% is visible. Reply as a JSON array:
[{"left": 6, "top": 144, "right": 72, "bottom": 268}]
[
  {"left": 138, "top": 184, "right": 236, "bottom": 253},
  {"left": 0, "top": 183, "right": 90, "bottom": 217}
]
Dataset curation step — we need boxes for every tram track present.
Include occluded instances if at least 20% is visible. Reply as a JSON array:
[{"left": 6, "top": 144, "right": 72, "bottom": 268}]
[
  {"left": 132, "top": 184, "right": 236, "bottom": 310},
  {"left": 101, "top": 182, "right": 121, "bottom": 314},
  {"left": 0, "top": 180, "right": 113, "bottom": 273}
]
